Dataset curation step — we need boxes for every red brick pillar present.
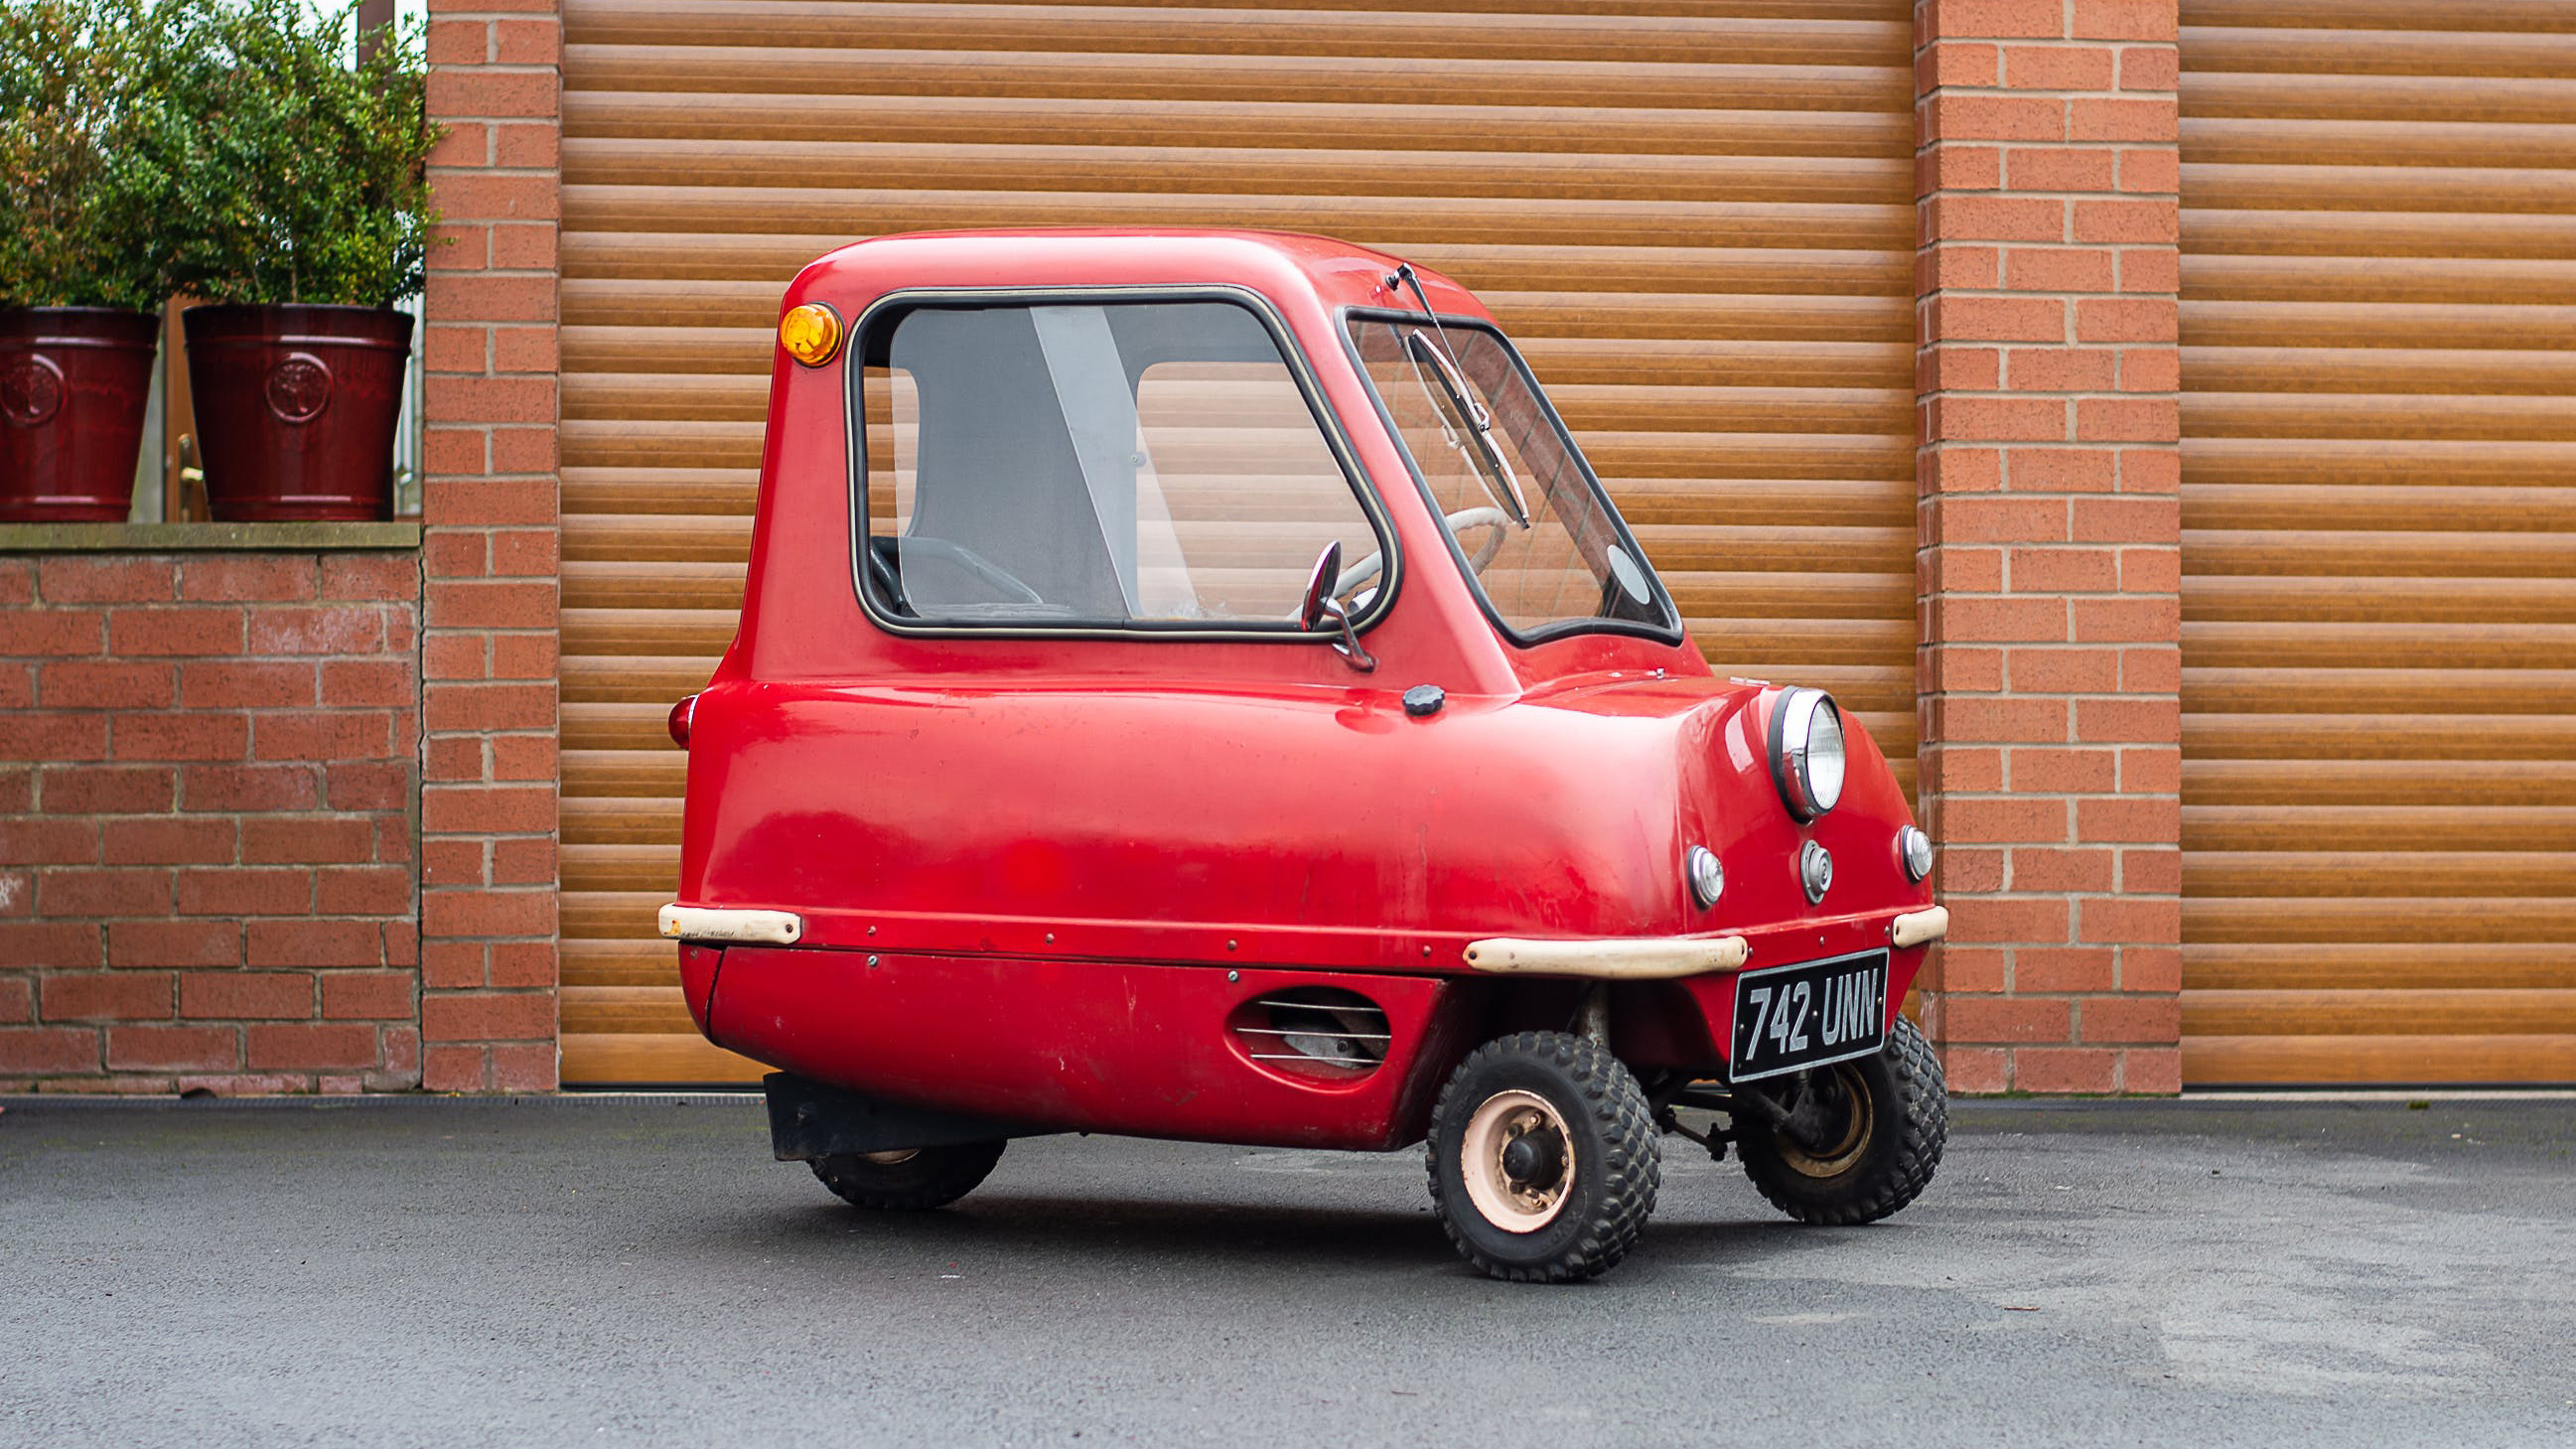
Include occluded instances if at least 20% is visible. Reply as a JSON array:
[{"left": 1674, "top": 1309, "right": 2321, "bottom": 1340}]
[
  {"left": 1913, "top": 0, "right": 2183, "bottom": 1093},
  {"left": 420, "top": 0, "right": 562, "bottom": 1091}
]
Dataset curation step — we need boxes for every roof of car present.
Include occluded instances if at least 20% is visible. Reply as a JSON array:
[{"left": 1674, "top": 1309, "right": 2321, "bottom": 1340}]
[{"left": 785, "top": 227, "right": 1487, "bottom": 323}]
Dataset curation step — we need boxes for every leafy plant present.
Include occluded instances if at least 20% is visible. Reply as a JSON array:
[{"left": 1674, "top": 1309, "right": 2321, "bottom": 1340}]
[
  {"left": 169, "top": 0, "right": 444, "bottom": 308},
  {"left": 0, "top": 0, "right": 206, "bottom": 310}
]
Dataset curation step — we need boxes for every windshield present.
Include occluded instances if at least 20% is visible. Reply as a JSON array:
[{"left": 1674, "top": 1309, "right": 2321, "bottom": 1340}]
[{"left": 1346, "top": 312, "right": 1676, "bottom": 644}]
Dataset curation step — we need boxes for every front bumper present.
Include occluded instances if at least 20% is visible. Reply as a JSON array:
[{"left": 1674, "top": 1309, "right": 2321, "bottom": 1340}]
[
  {"left": 1464, "top": 935, "right": 1751, "bottom": 979},
  {"left": 1464, "top": 903, "right": 1945, "bottom": 982}
]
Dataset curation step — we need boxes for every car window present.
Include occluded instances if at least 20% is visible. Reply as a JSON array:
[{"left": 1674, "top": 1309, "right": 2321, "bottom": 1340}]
[{"left": 858, "top": 299, "right": 1384, "bottom": 630}]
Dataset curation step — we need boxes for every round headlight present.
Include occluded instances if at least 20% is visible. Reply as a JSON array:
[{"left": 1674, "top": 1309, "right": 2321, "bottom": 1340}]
[
  {"left": 1769, "top": 687, "right": 1847, "bottom": 821},
  {"left": 1685, "top": 844, "right": 1724, "bottom": 909},
  {"left": 1899, "top": 825, "right": 1932, "bottom": 882}
]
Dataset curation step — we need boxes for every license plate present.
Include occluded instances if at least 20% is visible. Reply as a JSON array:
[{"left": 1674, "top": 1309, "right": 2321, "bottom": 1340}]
[{"left": 1726, "top": 948, "right": 1890, "bottom": 1084}]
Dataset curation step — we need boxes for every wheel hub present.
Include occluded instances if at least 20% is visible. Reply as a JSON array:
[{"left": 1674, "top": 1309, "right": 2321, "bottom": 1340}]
[
  {"left": 1501, "top": 1127, "right": 1565, "bottom": 1187},
  {"left": 1775, "top": 1064, "right": 1873, "bottom": 1179},
  {"left": 1460, "top": 1089, "right": 1576, "bottom": 1233}
]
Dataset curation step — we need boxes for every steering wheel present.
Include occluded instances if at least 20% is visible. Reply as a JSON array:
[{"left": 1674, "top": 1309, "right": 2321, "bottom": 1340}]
[
  {"left": 867, "top": 534, "right": 1045, "bottom": 612},
  {"left": 1335, "top": 507, "right": 1512, "bottom": 597}
]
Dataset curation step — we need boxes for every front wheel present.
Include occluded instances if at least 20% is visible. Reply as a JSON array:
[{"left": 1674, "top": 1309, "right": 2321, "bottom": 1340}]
[
  {"left": 1738, "top": 1015, "right": 1945, "bottom": 1225},
  {"left": 811, "top": 1139, "right": 1007, "bottom": 1211},
  {"left": 1425, "top": 1031, "right": 1660, "bottom": 1283}
]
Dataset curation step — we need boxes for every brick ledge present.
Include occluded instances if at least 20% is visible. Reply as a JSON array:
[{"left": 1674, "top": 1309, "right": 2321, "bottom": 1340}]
[{"left": 0, "top": 521, "right": 422, "bottom": 553}]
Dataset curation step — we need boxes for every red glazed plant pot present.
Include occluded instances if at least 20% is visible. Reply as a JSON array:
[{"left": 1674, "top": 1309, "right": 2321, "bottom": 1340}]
[
  {"left": 182, "top": 303, "right": 414, "bottom": 522},
  {"left": 0, "top": 308, "right": 160, "bottom": 523}
]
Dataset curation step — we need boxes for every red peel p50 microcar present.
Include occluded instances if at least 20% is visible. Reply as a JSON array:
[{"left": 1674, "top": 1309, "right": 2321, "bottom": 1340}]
[{"left": 661, "top": 229, "right": 1950, "bottom": 1283}]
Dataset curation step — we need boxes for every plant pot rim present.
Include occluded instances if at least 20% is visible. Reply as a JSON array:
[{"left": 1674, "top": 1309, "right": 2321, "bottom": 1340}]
[
  {"left": 0, "top": 304, "right": 163, "bottom": 319},
  {"left": 0, "top": 308, "right": 164, "bottom": 349},
  {"left": 182, "top": 304, "right": 416, "bottom": 354},
  {"left": 183, "top": 301, "right": 413, "bottom": 318}
]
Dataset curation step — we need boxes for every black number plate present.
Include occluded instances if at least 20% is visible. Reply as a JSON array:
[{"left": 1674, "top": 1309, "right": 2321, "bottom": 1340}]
[{"left": 1726, "top": 948, "right": 1890, "bottom": 1084}]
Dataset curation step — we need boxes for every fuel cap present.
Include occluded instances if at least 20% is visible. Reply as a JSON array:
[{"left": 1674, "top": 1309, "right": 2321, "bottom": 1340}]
[{"left": 1402, "top": 684, "right": 1446, "bottom": 717}]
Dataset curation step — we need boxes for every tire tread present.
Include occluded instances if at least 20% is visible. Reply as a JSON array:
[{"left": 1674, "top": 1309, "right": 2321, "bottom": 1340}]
[
  {"left": 1742, "top": 1015, "right": 1946, "bottom": 1227},
  {"left": 1425, "top": 1031, "right": 1661, "bottom": 1283},
  {"left": 811, "top": 1139, "right": 1007, "bottom": 1212}
]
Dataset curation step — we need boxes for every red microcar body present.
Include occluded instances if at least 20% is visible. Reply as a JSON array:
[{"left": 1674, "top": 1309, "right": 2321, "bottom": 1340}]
[{"left": 665, "top": 229, "right": 1948, "bottom": 1281}]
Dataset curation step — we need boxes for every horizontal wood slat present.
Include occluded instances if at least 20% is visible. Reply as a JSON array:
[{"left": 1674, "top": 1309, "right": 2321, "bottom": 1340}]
[
  {"left": 2179, "top": 2, "right": 2576, "bottom": 1085},
  {"left": 562, "top": 137, "right": 1910, "bottom": 204},
  {"left": 560, "top": 45, "right": 1907, "bottom": 111},
  {"left": 2180, "top": 1035, "right": 2576, "bottom": 1086},
  {"left": 565, "top": 3, "right": 1915, "bottom": 65},
  {"left": 567, "top": 92, "right": 1911, "bottom": 158},
  {"left": 2183, "top": 941, "right": 2576, "bottom": 990},
  {"left": 561, "top": 1034, "right": 771, "bottom": 1086},
  {"left": 2184, "top": 988, "right": 2576, "bottom": 1036}
]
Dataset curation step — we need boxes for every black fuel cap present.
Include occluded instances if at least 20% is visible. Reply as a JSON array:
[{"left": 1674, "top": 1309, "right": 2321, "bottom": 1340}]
[{"left": 1401, "top": 684, "right": 1446, "bottom": 717}]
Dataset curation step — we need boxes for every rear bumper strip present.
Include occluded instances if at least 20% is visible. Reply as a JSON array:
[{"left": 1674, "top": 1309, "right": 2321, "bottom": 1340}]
[{"left": 658, "top": 904, "right": 803, "bottom": 945}]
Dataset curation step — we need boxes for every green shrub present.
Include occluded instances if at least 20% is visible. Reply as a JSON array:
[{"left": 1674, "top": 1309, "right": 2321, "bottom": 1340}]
[
  {"left": 0, "top": 0, "right": 206, "bottom": 310},
  {"left": 168, "top": 0, "right": 444, "bottom": 308}
]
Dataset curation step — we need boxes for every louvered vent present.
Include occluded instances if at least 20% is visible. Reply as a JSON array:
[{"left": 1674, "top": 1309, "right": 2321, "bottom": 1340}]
[{"left": 1230, "top": 987, "right": 1390, "bottom": 1080}]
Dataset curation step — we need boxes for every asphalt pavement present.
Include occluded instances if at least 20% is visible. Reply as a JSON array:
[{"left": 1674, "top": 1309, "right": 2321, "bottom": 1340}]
[{"left": 3, "top": 1093, "right": 2572, "bottom": 1448}]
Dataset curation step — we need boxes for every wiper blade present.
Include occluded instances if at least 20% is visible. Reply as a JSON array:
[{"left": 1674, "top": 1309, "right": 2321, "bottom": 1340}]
[
  {"left": 1385, "top": 264, "right": 1530, "bottom": 525},
  {"left": 1403, "top": 327, "right": 1530, "bottom": 528},
  {"left": 1386, "top": 264, "right": 1484, "bottom": 424}
]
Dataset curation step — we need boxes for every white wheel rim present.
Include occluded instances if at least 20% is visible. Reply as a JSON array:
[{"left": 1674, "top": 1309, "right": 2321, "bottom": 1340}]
[
  {"left": 1459, "top": 1088, "right": 1575, "bottom": 1233},
  {"left": 860, "top": 1149, "right": 920, "bottom": 1166},
  {"left": 1777, "top": 1063, "right": 1873, "bottom": 1179}
]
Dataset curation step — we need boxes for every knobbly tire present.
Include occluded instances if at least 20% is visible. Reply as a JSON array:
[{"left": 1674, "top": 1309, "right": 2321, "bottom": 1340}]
[
  {"left": 1425, "top": 1031, "right": 1661, "bottom": 1283},
  {"left": 811, "top": 1140, "right": 1007, "bottom": 1211},
  {"left": 1738, "top": 1015, "right": 1945, "bottom": 1226}
]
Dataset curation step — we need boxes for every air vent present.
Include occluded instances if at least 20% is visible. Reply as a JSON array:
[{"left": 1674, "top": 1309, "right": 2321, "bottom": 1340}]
[{"left": 1230, "top": 987, "right": 1389, "bottom": 1080}]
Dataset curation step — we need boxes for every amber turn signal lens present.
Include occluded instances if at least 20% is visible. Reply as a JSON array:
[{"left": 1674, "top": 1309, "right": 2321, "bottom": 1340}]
[{"left": 779, "top": 303, "right": 843, "bottom": 366}]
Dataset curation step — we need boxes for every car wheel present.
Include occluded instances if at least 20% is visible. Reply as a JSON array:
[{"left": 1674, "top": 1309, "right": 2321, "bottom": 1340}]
[
  {"left": 810, "top": 1139, "right": 1007, "bottom": 1211},
  {"left": 1425, "top": 1031, "right": 1660, "bottom": 1283},
  {"left": 1738, "top": 1015, "right": 1945, "bottom": 1225}
]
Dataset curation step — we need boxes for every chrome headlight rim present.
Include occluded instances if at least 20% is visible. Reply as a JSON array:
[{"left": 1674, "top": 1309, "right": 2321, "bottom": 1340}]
[
  {"left": 1898, "top": 825, "right": 1932, "bottom": 883},
  {"left": 1684, "top": 844, "right": 1724, "bottom": 909},
  {"left": 1767, "top": 686, "right": 1846, "bottom": 822}
]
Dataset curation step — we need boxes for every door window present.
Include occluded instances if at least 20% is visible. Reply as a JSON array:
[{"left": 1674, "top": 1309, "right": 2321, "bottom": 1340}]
[{"left": 858, "top": 299, "right": 1386, "bottom": 630}]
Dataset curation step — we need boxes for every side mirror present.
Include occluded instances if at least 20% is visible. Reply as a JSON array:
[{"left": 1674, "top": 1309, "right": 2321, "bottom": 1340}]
[{"left": 1299, "top": 541, "right": 1376, "bottom": 673}]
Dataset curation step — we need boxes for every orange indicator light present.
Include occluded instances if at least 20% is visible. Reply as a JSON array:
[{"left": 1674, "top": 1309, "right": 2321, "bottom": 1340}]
[{"left": 780, "top": 303, "right": 843, "bottom": 366}]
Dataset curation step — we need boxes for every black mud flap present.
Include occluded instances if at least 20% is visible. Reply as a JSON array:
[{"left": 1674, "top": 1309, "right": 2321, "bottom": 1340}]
[{"left": 764, "top": 1073, "right": 1047, "bottom": 1161}]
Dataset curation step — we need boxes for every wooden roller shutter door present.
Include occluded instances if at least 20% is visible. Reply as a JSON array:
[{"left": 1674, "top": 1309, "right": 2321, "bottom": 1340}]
[
  {"left": 555, "top": 0, "right": 1920, "bottom": 1085},
  {"left": 2178, "top": 1, "right": 2576, "bottom": 1084}
]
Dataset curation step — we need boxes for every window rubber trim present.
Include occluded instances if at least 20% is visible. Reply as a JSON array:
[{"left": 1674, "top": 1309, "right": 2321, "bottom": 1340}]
[
  {"left": 840, "top": 284, "right": 1403, "bottom": 643},
  {"left": 1334, "top": 305, "right": 1684, "bottom": 651}
]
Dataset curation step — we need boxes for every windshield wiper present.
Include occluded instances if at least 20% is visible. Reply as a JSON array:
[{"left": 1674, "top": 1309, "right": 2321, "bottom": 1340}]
[
  {"left": 1387, "top": 265, "right": 1532, "bottom": 526},
  {"left": 1387, "top": 265, "right": 1481, "bottom": 416}
]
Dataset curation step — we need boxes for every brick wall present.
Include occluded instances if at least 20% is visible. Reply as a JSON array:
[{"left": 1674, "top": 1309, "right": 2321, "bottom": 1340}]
[
  {"left": 1912, "top": 0, "right": 2185, "bottom": 1092},
  {"left": 0, "top": 549, "right": 422, "bottom": 1091},
  {"left": 419, "top": 0, "right": 564, "bottom": 1092},
  {"left": 5, "top": 1, "right": 2198, "bottom": 1097}
]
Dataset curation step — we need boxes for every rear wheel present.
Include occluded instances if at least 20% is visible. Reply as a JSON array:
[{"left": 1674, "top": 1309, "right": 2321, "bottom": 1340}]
[
  {"left": 811, "top": 1140, "right": 1007, "bottom": 1211},
  {"left": 1738, "top": 1016, "right": 1945, "bottom": 1225},
  {"left": 1426, "top": 1031, "right": 1660, "bottom": 1282}
]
